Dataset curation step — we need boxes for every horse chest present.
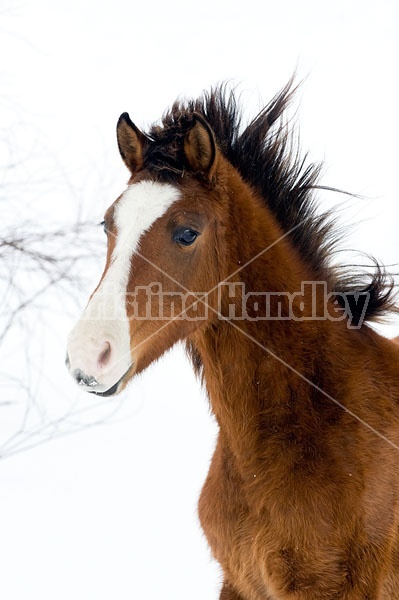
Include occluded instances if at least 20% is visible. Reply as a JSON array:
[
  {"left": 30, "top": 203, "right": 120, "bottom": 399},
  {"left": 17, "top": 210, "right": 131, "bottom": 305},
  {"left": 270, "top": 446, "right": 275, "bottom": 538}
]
[
  {"left": 199, "top": 480, "right": 270, "bottom": 600},
  {"left": 198, "top": 439, "right": 278, "bottom": 598},
  {"left": 197, "top": 437, "right": 353, "bottom": 599}
]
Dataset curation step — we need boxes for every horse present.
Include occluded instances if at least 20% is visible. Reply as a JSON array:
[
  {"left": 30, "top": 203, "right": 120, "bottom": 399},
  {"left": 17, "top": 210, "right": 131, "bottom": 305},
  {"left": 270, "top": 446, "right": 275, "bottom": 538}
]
[{"left": 66, "top": 80, "right": 399, "bottom": 599}]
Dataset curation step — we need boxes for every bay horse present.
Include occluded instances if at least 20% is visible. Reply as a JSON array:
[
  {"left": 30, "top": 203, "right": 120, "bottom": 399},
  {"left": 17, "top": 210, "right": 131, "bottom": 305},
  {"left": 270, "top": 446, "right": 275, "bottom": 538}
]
[{"left": 67, "top": 81, "right": 399, "bottom": 599}]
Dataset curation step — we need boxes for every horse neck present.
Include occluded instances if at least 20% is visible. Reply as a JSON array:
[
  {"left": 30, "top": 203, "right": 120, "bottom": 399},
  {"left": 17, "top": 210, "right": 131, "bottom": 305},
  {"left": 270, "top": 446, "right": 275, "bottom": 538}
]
[{"left": 190, "top": 170, "right": 346, "bottom": 474}]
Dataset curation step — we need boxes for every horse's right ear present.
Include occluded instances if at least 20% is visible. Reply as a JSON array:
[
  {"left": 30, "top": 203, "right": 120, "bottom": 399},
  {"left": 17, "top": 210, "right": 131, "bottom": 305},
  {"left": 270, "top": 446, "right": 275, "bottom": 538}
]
[
  {"left": 184, "top": 114, "right": 218, "bottom": 176},
  {"left": 116, "top": 113, "right": 146, "bottom": 174}
]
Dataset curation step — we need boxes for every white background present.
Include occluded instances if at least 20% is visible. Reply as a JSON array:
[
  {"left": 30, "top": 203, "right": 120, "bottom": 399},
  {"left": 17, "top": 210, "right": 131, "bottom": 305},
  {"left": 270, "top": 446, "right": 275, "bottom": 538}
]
[{"left": 1, "top": 1, "right": 399, "bottom": 599}]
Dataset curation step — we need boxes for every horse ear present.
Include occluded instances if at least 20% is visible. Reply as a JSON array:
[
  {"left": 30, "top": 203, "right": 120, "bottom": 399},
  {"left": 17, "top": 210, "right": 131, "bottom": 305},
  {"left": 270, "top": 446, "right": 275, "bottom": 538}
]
[
  {"left": 184, "top": 114, "right": 218, "bottom": 175},
  {"left": 116, "top": 113, "right": 146, "bottom": 174}
]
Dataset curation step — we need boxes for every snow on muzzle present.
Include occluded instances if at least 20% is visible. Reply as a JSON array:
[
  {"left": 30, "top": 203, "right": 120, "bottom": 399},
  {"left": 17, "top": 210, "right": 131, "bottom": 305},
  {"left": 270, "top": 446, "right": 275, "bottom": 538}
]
[{"left": 66, "top": 281, "right": 132, "bottom": 396}]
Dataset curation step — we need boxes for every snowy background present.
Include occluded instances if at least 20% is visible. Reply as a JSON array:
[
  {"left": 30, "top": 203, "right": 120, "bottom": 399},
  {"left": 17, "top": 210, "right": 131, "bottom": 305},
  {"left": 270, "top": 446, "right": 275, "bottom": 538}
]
[{"left": 1, "top": 1, "right": 399, "bottom": 598}]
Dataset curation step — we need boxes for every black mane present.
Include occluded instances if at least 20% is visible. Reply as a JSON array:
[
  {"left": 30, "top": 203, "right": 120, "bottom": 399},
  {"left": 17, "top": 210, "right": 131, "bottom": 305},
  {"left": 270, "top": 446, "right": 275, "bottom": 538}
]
[{"left": 144, "top": 80, "right": 396, "bottom": 326}]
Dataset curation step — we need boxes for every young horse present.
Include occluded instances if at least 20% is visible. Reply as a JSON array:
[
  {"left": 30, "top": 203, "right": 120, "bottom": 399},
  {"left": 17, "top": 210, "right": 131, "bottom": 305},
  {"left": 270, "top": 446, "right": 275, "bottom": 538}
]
[{"left": 67, "top": 82, "right": 399, "bottom": 599}]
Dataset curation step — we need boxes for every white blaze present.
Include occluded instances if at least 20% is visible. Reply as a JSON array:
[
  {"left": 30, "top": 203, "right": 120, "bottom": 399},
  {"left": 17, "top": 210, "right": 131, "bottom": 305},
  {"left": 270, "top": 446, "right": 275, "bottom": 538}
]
[{"left": 67, "top": 181, "right": 180, "bottom": 393}]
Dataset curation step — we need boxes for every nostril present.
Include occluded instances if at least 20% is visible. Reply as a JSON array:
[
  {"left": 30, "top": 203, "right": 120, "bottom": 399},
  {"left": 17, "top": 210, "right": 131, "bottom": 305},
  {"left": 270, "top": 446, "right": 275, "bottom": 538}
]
[
  {"left": 98, "top": 341, "right": 111, "bottom": 368},
  {"left": 73, "top": 369, "right": 99, "bottom": 387}
]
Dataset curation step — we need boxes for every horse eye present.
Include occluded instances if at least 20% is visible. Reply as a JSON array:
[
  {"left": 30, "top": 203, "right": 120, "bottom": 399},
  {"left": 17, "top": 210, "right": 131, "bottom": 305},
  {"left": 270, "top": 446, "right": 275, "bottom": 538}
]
[
  {"left": 174, "top": 228, "right": 200, "bottom": 246},
  {"left": 100, "top": 220, "right": 108, "bottom": 235}
]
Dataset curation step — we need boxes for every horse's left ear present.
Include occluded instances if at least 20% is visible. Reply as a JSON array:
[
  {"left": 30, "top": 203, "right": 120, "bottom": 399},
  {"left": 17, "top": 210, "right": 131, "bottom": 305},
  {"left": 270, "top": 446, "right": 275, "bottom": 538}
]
[
  {"left": 116, "top": 112, "right": 147, "bottom": 175},
  {"left": 184, "top": 114, "right": 218, "bottom": 176}
]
